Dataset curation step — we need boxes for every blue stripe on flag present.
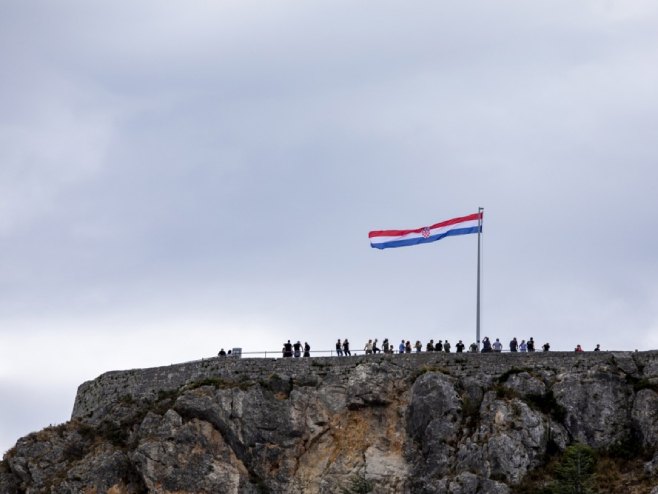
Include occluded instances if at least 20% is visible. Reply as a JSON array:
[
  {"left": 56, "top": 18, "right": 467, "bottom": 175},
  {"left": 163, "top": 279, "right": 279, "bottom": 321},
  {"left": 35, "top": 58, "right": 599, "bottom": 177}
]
[{"left": 370, "top": 226, "right": 481, "bottom": 250}]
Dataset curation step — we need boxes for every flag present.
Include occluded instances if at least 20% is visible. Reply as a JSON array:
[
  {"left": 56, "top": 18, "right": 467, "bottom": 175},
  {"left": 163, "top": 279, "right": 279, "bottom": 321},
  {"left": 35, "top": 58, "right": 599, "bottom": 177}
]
[{"left": 368, "top": 212, "right": 482, "bottom": 250}]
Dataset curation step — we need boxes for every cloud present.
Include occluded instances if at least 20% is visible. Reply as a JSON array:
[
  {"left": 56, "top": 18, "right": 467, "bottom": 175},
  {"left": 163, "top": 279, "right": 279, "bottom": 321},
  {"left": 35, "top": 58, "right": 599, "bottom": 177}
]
[
  {"left": 0, "top": 79, "right": 115, "bottom": 235},
  {"left": 1, "top": 0, "right": 658, "bottom": 455}
]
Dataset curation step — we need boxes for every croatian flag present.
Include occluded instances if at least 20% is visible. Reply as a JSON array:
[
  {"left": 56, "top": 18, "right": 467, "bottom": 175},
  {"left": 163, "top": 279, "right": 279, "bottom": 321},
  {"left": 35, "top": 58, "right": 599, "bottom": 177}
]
[{"left": 369, "top": 212, "right": 482, "bottom": 250}]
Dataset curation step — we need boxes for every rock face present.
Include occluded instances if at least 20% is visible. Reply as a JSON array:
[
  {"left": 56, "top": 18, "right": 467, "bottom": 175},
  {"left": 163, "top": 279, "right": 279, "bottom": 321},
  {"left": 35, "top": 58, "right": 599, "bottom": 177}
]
[{"left": 3, "top": 351, "right": 658, "bottom": 493}]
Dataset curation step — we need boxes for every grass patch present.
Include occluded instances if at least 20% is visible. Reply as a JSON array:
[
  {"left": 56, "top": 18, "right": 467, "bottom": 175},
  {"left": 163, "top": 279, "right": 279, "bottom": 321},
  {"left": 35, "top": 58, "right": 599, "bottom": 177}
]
[
  {"left": 76, "top": 420, "right": 129, "bottom": 449},
  {"left": 34, "top": 423, "right": 69, "bottom": 441}
]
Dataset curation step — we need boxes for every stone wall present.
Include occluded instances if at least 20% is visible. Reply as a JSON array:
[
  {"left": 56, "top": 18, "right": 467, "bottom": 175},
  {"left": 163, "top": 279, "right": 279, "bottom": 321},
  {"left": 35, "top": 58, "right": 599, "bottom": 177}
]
[{"left": 72, "top": 350, "right": 654, "bottom": 422}]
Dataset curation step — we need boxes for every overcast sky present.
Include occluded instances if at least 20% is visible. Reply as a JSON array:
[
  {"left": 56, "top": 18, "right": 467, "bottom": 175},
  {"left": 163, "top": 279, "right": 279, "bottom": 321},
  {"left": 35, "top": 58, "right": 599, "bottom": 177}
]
[{"left": 2, "top": 0, "right": 658, "bottom": 455}]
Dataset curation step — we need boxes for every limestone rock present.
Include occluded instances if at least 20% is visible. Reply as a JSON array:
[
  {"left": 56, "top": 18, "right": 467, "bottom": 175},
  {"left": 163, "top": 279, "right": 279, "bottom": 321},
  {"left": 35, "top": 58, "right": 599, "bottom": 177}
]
[
  {"left": 633, "top": 388, "right": 658, "bottom": 449},
  {"left": 3, "top": 351, "right": 658, "bottom": 492},
  {"left": 553, "top": 369, "right": 633, "bottom": 448}
]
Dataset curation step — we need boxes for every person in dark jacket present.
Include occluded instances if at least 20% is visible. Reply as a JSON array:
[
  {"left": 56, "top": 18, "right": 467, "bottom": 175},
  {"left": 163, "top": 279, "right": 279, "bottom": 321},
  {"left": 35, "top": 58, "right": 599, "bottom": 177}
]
[{"left": 343, "top": 339, "right": 351, "bottom": 356}]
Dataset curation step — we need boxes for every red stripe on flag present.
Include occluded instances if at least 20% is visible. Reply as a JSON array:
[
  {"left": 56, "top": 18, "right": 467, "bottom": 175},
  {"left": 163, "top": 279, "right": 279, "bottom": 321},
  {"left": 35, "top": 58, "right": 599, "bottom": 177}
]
[{"left": 368, "top": 212, "right": 482, "bottom": 239}]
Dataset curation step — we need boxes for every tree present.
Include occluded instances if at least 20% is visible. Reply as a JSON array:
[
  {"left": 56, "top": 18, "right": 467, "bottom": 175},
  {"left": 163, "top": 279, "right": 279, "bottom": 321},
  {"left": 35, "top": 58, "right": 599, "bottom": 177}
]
[{"left": 551, "top": 444, "right": 597, "bottom": 494}]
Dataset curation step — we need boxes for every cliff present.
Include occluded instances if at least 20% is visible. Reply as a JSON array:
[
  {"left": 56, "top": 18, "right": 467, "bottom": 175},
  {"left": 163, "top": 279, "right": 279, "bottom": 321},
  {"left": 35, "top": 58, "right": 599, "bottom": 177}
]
[{"left": 2, "top": 351, "right": 658, "bottom": 493}]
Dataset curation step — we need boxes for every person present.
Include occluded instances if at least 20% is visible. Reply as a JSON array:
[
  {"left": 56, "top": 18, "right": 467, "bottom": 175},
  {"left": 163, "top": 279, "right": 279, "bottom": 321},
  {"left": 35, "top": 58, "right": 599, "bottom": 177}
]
[
  {"left": 482, "top": 337, "right": 491, "bottom": 353},
  {"left": 343, "top": 339, "right": 351, "bottom": 356},
  {"left": 373, "top": 339, "right": 381, "bottom": 354},
  {"left": 218, "top": 348, "right": 227, "bottom": 357},
  {"left": 335, "top": 339, "right": 343, "bottom": 356},
  {"left": 594, "top": 344, "right": 601, "bottom": 352},
  {"left": 284, "top": 340, "right": 293, "bottom": 358},
  {"left": 543, "top": 342, "right": 550, "bottom": 352},
  {"left": 456, "top": 340, "right": 465, "bottom": 353},
  {"left": 436, "top": 340, "right": 443, "bottom": 352},
  {"left": 293, "top": 341, "right": 302, "bottom": 358},
  {"left": 303, "top": 341, "right": 311, "bottom": 357},
  {"left": 382, "top": 338, "right": 389, "bottom": 353},
  {"left": 399, "top": 340, "right": 406, "bottom": 354},
  {"left": 527, "top": 337, "right": 535, "bottom": 352},
  {"left": 575, "top": 344, "right": 583, "bottom": 353},
  {"left": 444, "top": 340, "right": 451, "bottom": 353},
  {"left": 426, "top": 339, "right": 435, "bottom": 352},
  {"left": 469, "top": 342, "right": 478, "bottom": 353},
  {"left": 405, "top": 341, "right": 412, "bottom": 353},
  {"left": 364, "top": 339, "right": 373, "bottom": 355},
  {"left": 519, "top": 340, "right": 527, "bottom": 352},
  {"left": 492, "top": 338, "right": 502, "bottom": 352},
  {"left": 509, "top": 337, "right": 518, "bottom": 352}
]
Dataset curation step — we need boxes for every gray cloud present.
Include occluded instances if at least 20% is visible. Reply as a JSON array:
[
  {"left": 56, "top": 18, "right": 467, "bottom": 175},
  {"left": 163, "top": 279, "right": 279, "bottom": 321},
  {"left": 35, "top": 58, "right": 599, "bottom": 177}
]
[{"left": 2, "top": 1, "right": 658, "bottom": 454}]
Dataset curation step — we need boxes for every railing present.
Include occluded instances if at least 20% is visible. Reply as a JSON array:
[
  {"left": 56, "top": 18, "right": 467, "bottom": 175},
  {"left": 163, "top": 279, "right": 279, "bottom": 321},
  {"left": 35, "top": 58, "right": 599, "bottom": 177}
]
[
  {"left": 214, "top": 348, "right": 567, "bottom": 359},
  {"left": 219, "top": 350, "right": 361, "bottom": 358}
]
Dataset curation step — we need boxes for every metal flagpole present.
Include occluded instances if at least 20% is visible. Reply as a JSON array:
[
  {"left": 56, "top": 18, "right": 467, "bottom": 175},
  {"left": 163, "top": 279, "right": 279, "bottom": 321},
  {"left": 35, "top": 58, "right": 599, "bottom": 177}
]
[{"left": 476, "top": 207, "right": 483, "bottom": 350}]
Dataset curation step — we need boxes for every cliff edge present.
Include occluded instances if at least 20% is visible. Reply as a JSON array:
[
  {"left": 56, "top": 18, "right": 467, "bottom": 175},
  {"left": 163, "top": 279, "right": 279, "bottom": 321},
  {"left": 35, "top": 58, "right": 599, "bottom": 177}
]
[{"left": 2, "top": 351, "right": 658, "bottom": 493}]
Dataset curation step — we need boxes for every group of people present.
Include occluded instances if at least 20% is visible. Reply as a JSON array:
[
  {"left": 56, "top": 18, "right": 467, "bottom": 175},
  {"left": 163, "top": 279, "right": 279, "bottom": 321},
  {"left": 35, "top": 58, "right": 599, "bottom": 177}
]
[
  {"left": 219, "top": 337, "right": 603, "bottom": 359},
  {"left": 281, "top": 340, "right": 312, "bottom": 358},
  {"left": 352, "top": 337, "right": 543, "bottom": 355},
  {"left": 338, "top": 338, "right": 472, "bottom": 355},
  {"left": 335, "top": 339, "right": 352, "bottom": 356},
  {"left": 481, "top": 337, "right": 548, "bottom": 352},
  {"left": 576, "top": 343, "right": 601, "bottom": 352},
  {"left": 337, "top": 337, "right": 603, "bottom": 356}
]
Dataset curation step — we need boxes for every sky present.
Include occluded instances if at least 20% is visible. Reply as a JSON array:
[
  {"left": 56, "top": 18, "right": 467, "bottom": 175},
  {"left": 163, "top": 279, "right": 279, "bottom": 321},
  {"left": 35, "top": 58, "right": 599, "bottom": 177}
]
[{"left": 1, "top": 0, "right": 658, "bottom": 455}]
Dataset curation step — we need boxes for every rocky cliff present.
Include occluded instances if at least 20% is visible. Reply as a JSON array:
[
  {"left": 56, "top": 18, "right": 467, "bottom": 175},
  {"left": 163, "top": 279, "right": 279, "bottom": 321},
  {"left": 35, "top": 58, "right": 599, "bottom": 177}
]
[{"left": 2, "top": 351, "right": 658, "bottom": 493}]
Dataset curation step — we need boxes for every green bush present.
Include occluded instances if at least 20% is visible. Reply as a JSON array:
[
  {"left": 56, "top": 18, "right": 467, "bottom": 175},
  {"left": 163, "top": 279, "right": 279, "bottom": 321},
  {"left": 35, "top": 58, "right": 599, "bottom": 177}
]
[{"left": 550, "top": 444, "right": 597, "bottom": 494}]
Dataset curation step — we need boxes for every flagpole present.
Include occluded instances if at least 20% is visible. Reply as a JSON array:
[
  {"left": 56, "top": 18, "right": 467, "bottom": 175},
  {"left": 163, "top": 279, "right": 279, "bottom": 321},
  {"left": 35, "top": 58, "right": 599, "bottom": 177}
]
[{"left": 476, "top": 207, "right": 483, "bottom": 350}]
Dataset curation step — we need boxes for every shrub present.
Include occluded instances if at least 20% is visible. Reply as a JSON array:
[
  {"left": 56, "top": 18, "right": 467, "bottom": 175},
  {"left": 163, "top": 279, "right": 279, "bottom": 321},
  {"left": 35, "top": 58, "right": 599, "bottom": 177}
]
[{"left": 550, "top": 443, "right": 597, "bottom": 494}]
